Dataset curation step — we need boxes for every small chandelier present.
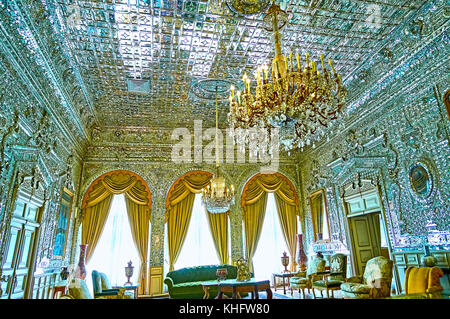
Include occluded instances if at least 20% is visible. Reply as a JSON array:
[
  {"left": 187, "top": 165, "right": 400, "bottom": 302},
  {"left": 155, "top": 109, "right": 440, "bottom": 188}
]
[
  {"left": 228, "top": 3, "right": 347, "bottom": 150},
  {"left": 202, "top": 86, "right": 235, "bottom": 214}
]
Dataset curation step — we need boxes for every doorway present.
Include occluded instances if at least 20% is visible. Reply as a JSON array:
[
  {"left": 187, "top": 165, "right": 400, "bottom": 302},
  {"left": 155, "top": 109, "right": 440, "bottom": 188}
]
[
  {"left": 345, "top": 190, "right": 390, "bottom": 276},
  {"left": 1, "top": 187, "right": 43, "bottom": 299}
]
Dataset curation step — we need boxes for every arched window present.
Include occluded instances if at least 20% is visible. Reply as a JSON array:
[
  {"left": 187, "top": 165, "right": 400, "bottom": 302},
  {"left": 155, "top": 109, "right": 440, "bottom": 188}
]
[
  {"left": 79, "top": 170, "right": 152, "bottom": 295},
  {"left": 163, "top": 193, "right": 231, "bottom": 281},
  {"left": 170, "top": 194, "right": 230, "bottom": 268},
  {"left": 250, "top": 193, "right": 300, "bottom": 280},
  {"left": 86, "top": 194, "right": 144, "bottom": 291},
  {"left": 241, "top": 173, "right": 300, "bottom": 276}
]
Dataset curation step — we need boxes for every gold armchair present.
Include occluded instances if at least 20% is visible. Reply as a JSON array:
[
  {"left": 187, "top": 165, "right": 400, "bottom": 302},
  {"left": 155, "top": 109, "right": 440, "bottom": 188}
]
[
  {"left": 389, "top": 266, "right": 443, "bottom": 299},
  {"left": 340, "top": 256, "right": 393, "bottom": 299},
  {"left": 59, "top": 278, "right": 106, "bottom": 299},
  {"left": 290, "top": 255, "right": 326, "bottom": 298},
  {"left": 312, "top": 253, "right": 347, "bottom": 298}
]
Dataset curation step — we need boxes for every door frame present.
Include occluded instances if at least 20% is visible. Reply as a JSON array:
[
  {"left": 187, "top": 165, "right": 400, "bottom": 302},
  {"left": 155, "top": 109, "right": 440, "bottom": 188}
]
[{"left": 342, "top": 187, "right": 393, "bottom": 280}]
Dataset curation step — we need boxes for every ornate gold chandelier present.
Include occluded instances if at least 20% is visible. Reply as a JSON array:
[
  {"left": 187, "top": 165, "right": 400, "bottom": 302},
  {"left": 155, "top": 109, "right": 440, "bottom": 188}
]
[
  {"left": 228, "top": 3, "right": 347, "bottom": 150},
  {"left": 202, "top": 86, "right": 235, "bottom": 214}
]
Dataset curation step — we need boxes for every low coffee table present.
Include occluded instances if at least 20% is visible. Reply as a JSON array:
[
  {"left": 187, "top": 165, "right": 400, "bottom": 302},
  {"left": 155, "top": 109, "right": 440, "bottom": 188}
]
[
  {"left": 201, "top": 281, "right": 219, "bottom": 299},
  {"left": 217, "top": 279, "right": 272, "bottom": 299},
  {"left": 272, "top": 271, "right": 300, "bottom": 295}
]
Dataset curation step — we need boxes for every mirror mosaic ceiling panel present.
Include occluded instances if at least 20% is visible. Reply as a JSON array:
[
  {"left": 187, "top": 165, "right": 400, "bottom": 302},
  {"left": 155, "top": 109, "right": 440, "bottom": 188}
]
[{"left": 43, "top": 0, "right": 424, "bottom": 129}]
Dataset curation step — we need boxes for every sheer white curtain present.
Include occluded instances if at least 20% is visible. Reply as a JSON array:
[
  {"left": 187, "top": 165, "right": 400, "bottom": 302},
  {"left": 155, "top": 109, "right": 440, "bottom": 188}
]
[
  {"left": 251, "top": 193, "right": 292, "bottom": 280},
  {"left": 86, "top": 194, "right": 141, "bottom": 293},
  {"left": 163, "top": 194, "right": 230, "bottom": 288}
]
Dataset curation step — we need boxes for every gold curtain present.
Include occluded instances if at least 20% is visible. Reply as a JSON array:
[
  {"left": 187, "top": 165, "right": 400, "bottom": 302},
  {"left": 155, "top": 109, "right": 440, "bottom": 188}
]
[
  {"left": 125, "top": 197, "right": 150, "bottom": 295},
  {"left": 310, "top": 193, "right": 323, "bottom": 240},
  {"left": 81, "top": 172, "right": 152, "bottom": 286},
  {"left": 165, "top": 172, "right": 211, "bottom": 271},
  {"left": 206, "top": 208, "right": 229, "bottom": 265},
  {"left": 241, "top": 174, "right": 299, "bottom": 272},
  {"left": 243, "top": 192, "right": 268, "bottom": 273},
  {"left": 274, "top": 193, "right": 298, "bottom": 270},
  {"left": 81, "top": 194, "right": 114, "bottom": 263}
]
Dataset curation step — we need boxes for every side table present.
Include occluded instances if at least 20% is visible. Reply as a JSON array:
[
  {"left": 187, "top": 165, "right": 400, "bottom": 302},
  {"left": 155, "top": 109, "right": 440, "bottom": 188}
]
[
  {"left": 272, "top": 272, "right": 300, "bottom": 295},
  {"left": 115, "top": 284, "right": 139, "bottom": 299},
  {"left": 52, "top": 280, "right": 68, "bottom": 299}
]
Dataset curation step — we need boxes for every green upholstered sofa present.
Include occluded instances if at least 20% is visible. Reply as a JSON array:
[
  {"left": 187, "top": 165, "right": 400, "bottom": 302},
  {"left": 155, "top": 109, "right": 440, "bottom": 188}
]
[{"left": 164, "top": 265, "right": 244, "bottom": 299}]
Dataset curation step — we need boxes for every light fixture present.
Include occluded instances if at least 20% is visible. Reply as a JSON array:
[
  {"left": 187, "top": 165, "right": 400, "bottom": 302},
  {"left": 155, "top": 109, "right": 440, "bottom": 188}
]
[
  {"left": 228, "top": 3, "right": 347, "bottom": 151},
  {"left": 202, "top": 86, "right": 235, "bottom": 214}
]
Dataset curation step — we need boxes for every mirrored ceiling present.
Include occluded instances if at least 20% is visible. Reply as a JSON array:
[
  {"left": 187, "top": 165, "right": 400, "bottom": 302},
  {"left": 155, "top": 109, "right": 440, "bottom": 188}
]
[{"left": 45, "top": 0, "right": 423, "bottom": 129}]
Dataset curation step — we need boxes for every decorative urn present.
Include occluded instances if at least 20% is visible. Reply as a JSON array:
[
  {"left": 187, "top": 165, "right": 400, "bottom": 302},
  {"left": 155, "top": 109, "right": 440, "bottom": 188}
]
[
  {"left": 296, "top": 234, "right": 307, "bottom": 271},
  {"left": 125, "top": 260, "right": 134, "bottom": 285},
  {"left": 281, "top": 252, "right": 290, "bottom": 272}
]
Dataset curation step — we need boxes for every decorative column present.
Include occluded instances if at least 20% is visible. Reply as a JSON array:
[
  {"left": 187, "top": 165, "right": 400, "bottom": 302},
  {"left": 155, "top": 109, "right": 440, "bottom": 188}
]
[{"left": 148, "top": 187, "right": 165, "bottom": 296}]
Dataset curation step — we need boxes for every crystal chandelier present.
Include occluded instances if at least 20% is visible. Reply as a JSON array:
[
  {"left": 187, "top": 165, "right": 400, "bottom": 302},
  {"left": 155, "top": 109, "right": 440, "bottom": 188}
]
[
  {"left": 202, "top": 86, "right": 235, "bottom": 214},
  {"left": 228, "top": 3, "right": 347, "bottom": 150}
]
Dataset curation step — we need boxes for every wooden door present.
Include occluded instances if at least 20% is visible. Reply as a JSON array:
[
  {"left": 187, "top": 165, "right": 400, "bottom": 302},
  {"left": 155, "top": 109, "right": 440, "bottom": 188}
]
[
  {"left": 348, "top": 213, "right": 381, "bottom": 276},
  {"left": 1, "top": 198, "right": 41, "bottom": 299},
  {"left": 0, "top": 219, "right": 23, "bottom": 299}
]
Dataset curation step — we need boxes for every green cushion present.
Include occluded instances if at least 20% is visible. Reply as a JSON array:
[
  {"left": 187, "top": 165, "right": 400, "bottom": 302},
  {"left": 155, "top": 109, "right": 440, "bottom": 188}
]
[
  {"left": 313, "top": 279, "right": 342, "bottom": 288},
  {"left": 99, "top": 273, "right": 112, "bottom": 290},
  {"left": 342, "top": 290, "right": 370, "bottom": 299},
  {"left": 290, "top": 277, "right": 307, "bottom": 284},
  {"left": 341, "top": 282, "right": 370, "bottom": 294},
  {"left": 166, "top": 265, "right": 237, "bottom": 284}
]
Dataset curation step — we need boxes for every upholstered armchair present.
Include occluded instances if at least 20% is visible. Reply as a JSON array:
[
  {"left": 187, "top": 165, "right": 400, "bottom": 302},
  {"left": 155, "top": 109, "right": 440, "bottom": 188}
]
[
  {"left": 290, "top": 256, "right": 326, "bottom": 298},
  {"left": 92, "top": 270, "right": 133, "bottom": 299},
  {"left": 389, "top": 266, "right": 444, "bottom": 299},
  {"left": 312, "top": 253, "right": 347, "bottom": 298},
  {"left": 340, "top": 256, "right": 393, "bottom": 299}
]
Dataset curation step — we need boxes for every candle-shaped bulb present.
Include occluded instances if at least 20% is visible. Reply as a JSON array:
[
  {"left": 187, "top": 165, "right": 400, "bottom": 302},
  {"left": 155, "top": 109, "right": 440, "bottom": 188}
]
[
  {"left": 237, "top": 91, "right": 241, "bottom": 105},
  {"left": 289, "top": 52, "right": 293, "bottom": 72},
  {"left": 328, "top": 59, "right": 335, "bottom": 73},
  {"left": 320, "top": 54, "right": 325, "bottom": 71},
  {"left": 296, "top": 53, "right": 301, "bottom": 72}
]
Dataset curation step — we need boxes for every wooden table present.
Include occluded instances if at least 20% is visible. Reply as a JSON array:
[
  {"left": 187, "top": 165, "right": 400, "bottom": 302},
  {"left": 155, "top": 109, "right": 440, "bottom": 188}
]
[
  {"left": 272, "top": 272, "right": 300, "bottom": 295},
  {"left": 52, "top": 280, "right": 68, "bottom": 299},
  {"left": 115, "top": 284, "right": 139, "bottom": 299},
  {"left": 217, "top": 279, "right": 272, "bottom": 299},
  {"left": 201, "top": 281, "right": 231, "bottom": 299}
]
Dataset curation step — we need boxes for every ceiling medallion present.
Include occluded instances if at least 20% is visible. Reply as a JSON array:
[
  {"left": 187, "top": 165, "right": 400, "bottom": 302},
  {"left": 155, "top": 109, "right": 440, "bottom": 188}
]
[
  {"left": 228, "top": 3, "right": 347, "bottom": 151},
  {"left": 226, "top": 0, "right": 272, "bottom": 16},
  {"left": 191, "top": 79, "right": 242, "bottom": 100},
  {"left": 202, "top": 86, "right": 235, "bottom": 214}
]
